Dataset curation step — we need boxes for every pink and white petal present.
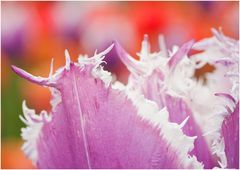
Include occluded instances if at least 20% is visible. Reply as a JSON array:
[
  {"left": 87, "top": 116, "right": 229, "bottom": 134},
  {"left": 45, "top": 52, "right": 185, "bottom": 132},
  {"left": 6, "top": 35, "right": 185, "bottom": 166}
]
[
  {"left": 115, "top": 41, "right": 149, "bottom": 75},
  {"left": 20, "top": 101, "right": 51, "bottom": 165},
  {"left": 221, "top": 102, "right": 239, "bottom": 168},
  {"left": 14, "top": 47, "right": 202, "bottom": 169},
  {"left": 116, "top": 36, "right": 218, "bottom": 168},
  {"left": 165, "top": 95, "right": 218, "bottom": 168},
  {"left": 37, "top": 64, "right": 200, "bottom": 168},
  {"left": 167, "top": 40, "right": 194, "bottom": 70},
  {"left": 11, "top": 66, "right": 55, "bottom": 87}
]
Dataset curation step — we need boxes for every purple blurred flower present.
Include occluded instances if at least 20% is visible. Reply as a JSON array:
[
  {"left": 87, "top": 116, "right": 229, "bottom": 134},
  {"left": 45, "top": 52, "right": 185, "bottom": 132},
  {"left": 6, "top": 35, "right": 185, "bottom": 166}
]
[{"left": 12, "top": 29, "right": 238, "bottom": 169}]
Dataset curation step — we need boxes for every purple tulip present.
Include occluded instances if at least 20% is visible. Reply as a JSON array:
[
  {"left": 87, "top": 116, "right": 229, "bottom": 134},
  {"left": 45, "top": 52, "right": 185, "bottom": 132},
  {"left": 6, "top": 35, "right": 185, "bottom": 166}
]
[{"left": 12, "top": 29, "right": 238, "bottom": 169}]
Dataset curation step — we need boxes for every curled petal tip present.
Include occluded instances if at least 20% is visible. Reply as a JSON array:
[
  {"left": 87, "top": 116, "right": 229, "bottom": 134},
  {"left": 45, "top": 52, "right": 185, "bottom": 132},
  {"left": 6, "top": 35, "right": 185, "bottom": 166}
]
[
  {"left": 211, "top": 28, "right": 217, "bottom": 34},
  {"left": 168, "top": 40, "right": 194, "bottom": 69},
  {"left": 65, "top": 49, "right": 71, "bottom": 70},
  {"left": 115, "top": 41, "right": 147, "bottom": 75},
  {"left": 211, "top": 27, "right": 222, "bottom": 36},
  {"left": 215, "top": 93, "right": 236, "bottom": 105},
  {"left": 184, "top": 40, "right": 195, "bottom": 51},
  {"left": 158, "top": 34, "right": 168, "bottom": 58},
  {"left": 93, "top": 43, "right": 114, "bottom": 59},
  {"left": 22, "top": 100, "right": 27, "bottom": 108},
  {"left": 11, "top": 65, "right": 23, "bottom": 76},
  {"left": 109, "top": 43, "right": 115, "bottom": 49},
  {"left": 179, "top": 116, "right": 190, "bottom": 129},
  {"left": 115, "top": 41, "right": 127, "bottom": 57},
  {"left": 49, "top": 58, "right": 54, "bottom": 77},
  {"left": 11, "top": 65, "right": 54, "bottom": 87},
  {"left": 101, "top": 43, "right": 114, "bottom": 55},
  {"left": 211, "top": 28, "right": 225, "bottom": 42},
  {"left": 140, "top": 34, "right": 150, "bottom": 58}
]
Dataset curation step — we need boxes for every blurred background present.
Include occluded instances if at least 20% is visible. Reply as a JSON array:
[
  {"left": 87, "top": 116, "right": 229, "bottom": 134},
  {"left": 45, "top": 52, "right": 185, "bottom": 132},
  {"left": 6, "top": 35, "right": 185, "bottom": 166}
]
[{"left": 1, "top": 1, "right": 239, "bottom": 168}]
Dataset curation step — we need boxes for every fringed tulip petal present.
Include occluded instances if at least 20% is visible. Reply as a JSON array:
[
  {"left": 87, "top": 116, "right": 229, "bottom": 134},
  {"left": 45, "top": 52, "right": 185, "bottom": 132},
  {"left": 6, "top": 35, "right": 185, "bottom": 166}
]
[
  {"left": 13, "top": 29, "right": 239, "bottom": 169},
  {"left": 13, "top": 45, "right": 202, "bottom": 169},
  {"left": 116, "top": 36, "right": 219, "bottom": 168},
  {"left": 221, "top": 102, "right": 239, "bottom": 168},
  {"left": 193, "top": 29, "right": 239, "bottom": 168}
]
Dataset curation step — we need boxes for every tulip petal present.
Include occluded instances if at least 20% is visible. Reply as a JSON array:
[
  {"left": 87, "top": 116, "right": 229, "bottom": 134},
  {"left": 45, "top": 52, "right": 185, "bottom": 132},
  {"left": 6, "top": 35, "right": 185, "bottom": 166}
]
[
  {"left": 116, "top": 36, "right": 218, "bottom": 168},
  {"left": 193, "top": 29, "right": 239, "bottom": 168},
  {"left": 193, "top": 29, "right": 239, "bottom": 100},
  {"left": 167, "top": 40, "right": 194, "bottom": 70},
  {"left": 165, "top": 95, "right": 218, "bottom": 168},
  {"left": 221, "top": 102, "right": 239, "bottom": 168},
  {"left": 20, "top": 101, "right": 51, "bottom": 164},
  {"left": 11, "top": 65, "right": 54, "bottom": 87},
  {"left": 115, "top": 41, "right": 148, "bottom": 75},
  {"left": 14, "top": 46, "right": 202, "bottom": 169}
]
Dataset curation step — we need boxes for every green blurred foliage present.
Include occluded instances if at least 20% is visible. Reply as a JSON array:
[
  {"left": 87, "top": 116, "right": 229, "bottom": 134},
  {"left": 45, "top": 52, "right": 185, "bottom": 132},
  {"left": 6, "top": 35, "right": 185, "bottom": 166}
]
[{"left": 2, "top": 73, "right": 24, "bottom": 139}]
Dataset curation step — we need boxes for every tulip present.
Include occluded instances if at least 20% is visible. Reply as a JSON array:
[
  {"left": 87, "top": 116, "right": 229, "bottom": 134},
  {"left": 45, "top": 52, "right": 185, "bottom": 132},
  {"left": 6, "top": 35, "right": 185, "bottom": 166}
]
[{"left": 12, "top": 29, "right": 238, "bottom": 169}]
